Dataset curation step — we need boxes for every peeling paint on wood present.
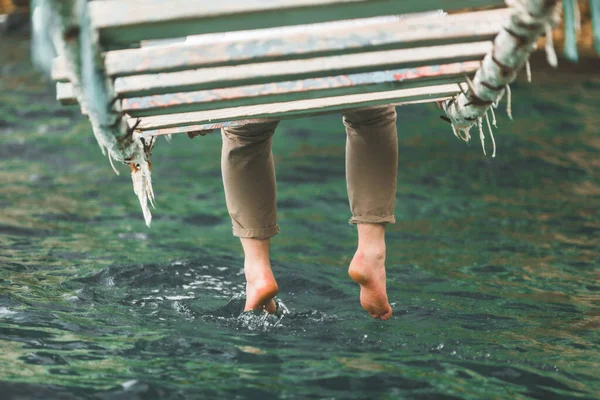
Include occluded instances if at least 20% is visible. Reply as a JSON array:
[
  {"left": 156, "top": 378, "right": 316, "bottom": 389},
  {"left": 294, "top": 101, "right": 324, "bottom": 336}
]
[
  {"left": 89, "top": 0, "right": 506, "bottom": 47},
  {"left": 113, "top": 42, "right": 492, "bottom": 98},
  {"left": 131, "top": 84, "right": 460, "bottom": 131},
  {"left": 119, "top": 61, "right": 480, "bottom": 117},
  {"left": 51, "top": 8, "right": 508, "bottom": 80}
]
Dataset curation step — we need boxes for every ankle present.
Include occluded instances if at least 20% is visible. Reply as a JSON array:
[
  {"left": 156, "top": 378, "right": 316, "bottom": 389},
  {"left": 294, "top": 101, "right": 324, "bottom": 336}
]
[
  {"left": 243, "top": 253, "right": 270, "bottom": 270},
  {"left": 355, "top": 244, "right": 386, "bottom": 263},
  {"left": 246, "top": 267, "right": 275, "bottom": 282},
  {"left": 355, "top": 224, "right": 386, "bottom": 260},
  {"left": 244, "top": 276, "right": 279, "bottom": 313},
  {"left": 241, "top": 238, "right": 271, "bottom": 262},
  {"left": 349, "top": 245, "right": 386, "bottom": 281},
  {"left": 244, "top": 253, "right": 276, "bottom": 283},
  {"left": 246, "top": 278, "right": 279, "bottom": 301}
]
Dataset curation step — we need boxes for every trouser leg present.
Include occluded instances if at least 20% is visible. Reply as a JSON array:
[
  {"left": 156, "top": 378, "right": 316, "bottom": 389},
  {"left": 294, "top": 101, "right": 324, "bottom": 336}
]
[
  {"left": 221, "top": 121, "right": 280, "bottom": 239},
  {"left": 343, "top": 106, "right": 398, "bottom": 224}
]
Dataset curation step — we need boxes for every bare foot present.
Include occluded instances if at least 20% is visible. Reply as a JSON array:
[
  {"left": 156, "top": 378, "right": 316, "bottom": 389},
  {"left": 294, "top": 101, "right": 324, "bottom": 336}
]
[
  {"left": 244, "top": 269, "right": 279, "bottom": 313},
  {"left": 240, "top": 238, "right": 279, "bottom": 313},
  {"left": 348, "top": 248, "right": 392, "bottom": 320}
]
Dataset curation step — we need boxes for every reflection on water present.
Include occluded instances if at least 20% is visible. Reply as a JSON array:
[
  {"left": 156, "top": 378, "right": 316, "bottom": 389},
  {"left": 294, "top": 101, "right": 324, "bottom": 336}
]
[{"left": 1, "top": 36, "right": 600, "bottom": 399}]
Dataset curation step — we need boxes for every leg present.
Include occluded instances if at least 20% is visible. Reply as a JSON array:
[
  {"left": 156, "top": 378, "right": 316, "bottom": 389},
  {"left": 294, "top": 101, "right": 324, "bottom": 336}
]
[
  {"left": 221, "top": 121, "right": 280, "bottom": 312},
  {"left": 342, "top": 106, "right": 398, "bottom": 320}
]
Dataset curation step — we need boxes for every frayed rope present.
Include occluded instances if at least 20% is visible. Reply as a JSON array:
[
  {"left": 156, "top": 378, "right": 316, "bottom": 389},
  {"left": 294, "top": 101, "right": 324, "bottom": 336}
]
[
  {"left": 129, "top": 132, "right": 156, "bottom": 227},
  {"left": 505, "top": 84, "right": 513, "bottom": 121},
  {"left": 485, "top": 110, "right": 496, "bottom": 158}
]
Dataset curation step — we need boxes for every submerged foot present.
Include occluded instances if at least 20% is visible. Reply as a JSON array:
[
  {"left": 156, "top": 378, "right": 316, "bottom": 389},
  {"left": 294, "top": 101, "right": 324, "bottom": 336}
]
[
  {"left": 244, "top": 272, "right": 279, "bottom": 314},
  {"left": 348, "top": 248, "right": 392, "bottom": 320}
]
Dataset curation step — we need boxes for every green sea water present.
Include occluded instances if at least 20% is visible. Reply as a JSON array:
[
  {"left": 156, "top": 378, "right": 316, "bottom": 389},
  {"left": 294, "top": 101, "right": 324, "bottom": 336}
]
[{"left": 1, "top": 35, "right": 599, "bottom": 399}]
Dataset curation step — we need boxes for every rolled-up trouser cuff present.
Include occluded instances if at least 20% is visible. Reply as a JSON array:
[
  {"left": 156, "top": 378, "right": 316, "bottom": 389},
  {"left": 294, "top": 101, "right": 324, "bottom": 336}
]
[
  {"left": 232, "top": 225, "right": 280, "bottom": 239},
  {"left": 349, "top": 215, "right": 396, "bottom": 225}
]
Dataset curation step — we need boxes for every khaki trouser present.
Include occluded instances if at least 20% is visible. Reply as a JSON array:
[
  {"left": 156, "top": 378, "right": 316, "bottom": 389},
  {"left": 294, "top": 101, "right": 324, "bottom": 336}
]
[{"left": 221, "top": 106, "right": 398, "bottom": 239}]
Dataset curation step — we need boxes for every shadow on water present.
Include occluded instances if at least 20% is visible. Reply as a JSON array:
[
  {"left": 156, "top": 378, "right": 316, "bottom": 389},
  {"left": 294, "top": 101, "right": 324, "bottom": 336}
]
[{"left": 1, "top": 35, "right": 600, "bottom": 399}]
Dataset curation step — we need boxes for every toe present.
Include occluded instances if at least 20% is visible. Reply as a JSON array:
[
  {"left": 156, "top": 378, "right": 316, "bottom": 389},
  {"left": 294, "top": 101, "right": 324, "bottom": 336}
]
[
  {"left": 370, "top": 308, "right": 392, "bottom": 320},
  {"left": 380, "top": 308, "right": 392, "bottom": 320},
  {"left": 366, "top": 303, "right": 392, "bottom": 320}
]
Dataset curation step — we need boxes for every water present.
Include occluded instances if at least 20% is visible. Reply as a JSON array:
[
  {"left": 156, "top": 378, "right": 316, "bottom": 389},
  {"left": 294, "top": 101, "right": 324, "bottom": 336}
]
[{"left": 1, "top": 35, "right": 599, "bottom": 399}]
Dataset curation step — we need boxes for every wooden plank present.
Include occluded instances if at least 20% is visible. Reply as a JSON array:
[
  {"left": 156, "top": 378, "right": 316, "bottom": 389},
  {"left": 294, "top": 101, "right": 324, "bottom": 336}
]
[
  {"left": 120, "top": 61, "right": 480, "bottom": 117},
  {"left": 56, "top": 82, "right": 77, "bottom": 105},
  {"left": 59, "top": 63, "right": 476, "bottom": 110},
  {"left": 58, "top": 61, "right": 479, "bottom": 108},
  {"left": 102, "top": 8, "right": 508, "bottom": 77},
  {"left": 89, "top": 0, "right": 506, "bottom": 47},
  {"left": 140, "top": 97, "right": 451, "bottom": 137},
  {"left": 51, "top": 9, "right": 509, "bottom": 81},
  {"left": 114, "top": 41, "right": 492, "bottom": 98},
  {"left": 131, "top": 83, "right": 461, "bottom": 131},
  {"left": 182, "top": 14, "right": 411, "bottom": 45},
  {"left": 142, "top": 120, "right": 277, "bottom": 137}
]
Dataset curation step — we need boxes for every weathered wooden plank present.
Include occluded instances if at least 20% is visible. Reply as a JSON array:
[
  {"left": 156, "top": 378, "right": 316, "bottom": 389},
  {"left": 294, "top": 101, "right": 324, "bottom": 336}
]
[
  {"left": 139, "top": 96, "right": 451, "bottom": 137},
  {"left": 131, "top": 84, "right": 461, "bottom": 131},
  {"left": 182, "top": 14, "right": 409, "bottom": 45},
  {"left": 53, "top": 9, "right": 509, "bottom": 81},
  {"left": 114, "top": 41, "right": 492, "bottom": 98},
  {"left": 120, "top": 61, "right": 480, "bottom": 117},
  {"left": 52, "top": 14, "right": 408, "bottom": 81},
  {"left": 58, "top": 61, "right": 479, "bottom": 108},
  {"left": 55, "top": 83, "right": 87, "bottom": 114},
  {"left": 51, "top": 9, "right": 509, "bottom": 81},
  {"left": 142, "top": 120, "right": 277, "bottom": 137},
  {"left": 102, "top": 9, "right": 508, "bottom": 77},
  {"left": 56, "top": 81, "right": 77, "bottom": 105},
  {"left": 89, "top": 0, "right": 506, "bottom": 47}
]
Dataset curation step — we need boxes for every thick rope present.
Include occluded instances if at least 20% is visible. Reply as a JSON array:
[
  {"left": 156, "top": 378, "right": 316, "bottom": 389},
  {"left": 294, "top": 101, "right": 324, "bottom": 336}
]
[{"left": 440, "top": 0, "right": 562, "bottom": 156}]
